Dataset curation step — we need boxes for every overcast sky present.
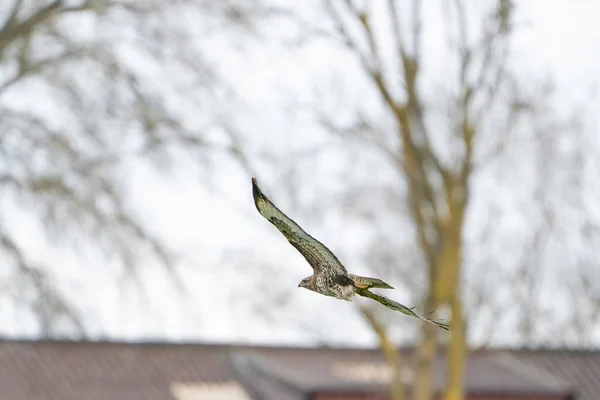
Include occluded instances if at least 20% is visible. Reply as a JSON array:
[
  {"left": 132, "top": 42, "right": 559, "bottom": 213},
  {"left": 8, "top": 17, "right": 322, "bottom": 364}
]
[{"left": 1, "top": 0, "right": 600, "bottom": 348}]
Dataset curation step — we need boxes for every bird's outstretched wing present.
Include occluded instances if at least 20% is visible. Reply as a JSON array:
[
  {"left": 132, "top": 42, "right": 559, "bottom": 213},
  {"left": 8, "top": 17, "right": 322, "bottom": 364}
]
[
  {"left": 252, "top": 177, "right": 348, "bottom": 276},
  {"left": 356, "top": 288, "right": 449, "bottom": 331}
]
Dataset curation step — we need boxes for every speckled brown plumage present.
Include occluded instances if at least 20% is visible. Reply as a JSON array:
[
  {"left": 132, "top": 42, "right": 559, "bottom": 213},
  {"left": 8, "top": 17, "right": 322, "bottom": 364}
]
[{"left": 251, "top": 177, "right": 449, "bottom": 331}]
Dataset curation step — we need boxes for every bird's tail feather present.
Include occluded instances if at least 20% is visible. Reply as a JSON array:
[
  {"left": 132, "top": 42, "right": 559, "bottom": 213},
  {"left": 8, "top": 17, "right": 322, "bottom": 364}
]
[
  {"left": 350, "top": 274, "right": 394, "bottom": 289},
  {"left": 356, "top": 288, "right": 449, "bottom": 331}
]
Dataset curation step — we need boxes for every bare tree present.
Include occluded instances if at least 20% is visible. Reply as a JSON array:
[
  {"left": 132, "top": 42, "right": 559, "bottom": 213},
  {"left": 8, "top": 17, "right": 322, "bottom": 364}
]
[
  {"left": 270, "top": 0, "right": 600, "bottom": 396},
  {"left": 276, "top": 1, "right": 517, "bottom": 399},
  {"left": 0, "top": 0, "right": 263, "bottom": 335}
]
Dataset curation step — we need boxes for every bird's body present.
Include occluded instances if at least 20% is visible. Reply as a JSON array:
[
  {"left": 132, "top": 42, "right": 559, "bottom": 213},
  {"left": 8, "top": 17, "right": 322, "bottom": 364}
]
[
  {"left": 251, "top": 177, "right": 448, "bottom": 331},
  {"left": 301, "top": 273, "right": 393, "bottom": 301}
]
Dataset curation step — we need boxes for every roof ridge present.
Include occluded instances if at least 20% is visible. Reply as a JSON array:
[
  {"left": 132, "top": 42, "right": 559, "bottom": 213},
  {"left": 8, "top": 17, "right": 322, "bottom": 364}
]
[
  {"left": 1, "top": 337, "right": 599, "bottom": 354},
  {"left": 0, "top": 337, "right": 385, "bottom": 352}
]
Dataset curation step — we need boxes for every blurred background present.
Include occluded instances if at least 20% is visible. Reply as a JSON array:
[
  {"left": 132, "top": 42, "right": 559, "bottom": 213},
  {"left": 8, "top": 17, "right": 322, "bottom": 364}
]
[{"left": 1, "top": 1, "right": 599, "bottom": 399}]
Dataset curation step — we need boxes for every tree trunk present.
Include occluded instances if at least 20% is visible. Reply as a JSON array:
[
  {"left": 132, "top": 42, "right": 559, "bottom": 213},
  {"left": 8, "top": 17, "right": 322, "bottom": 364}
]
[
  {"left": 445, "top": 294, "right": 466, "bottom": 400},
  {"left": 438, "top": 197, "right": 467, "bottom": 400}
]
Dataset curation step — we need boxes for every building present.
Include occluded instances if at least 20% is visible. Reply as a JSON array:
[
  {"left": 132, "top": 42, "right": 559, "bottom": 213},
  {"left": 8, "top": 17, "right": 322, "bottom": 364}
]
[{"left": 0, "top": 339, "right": 598, "bottom": 399}]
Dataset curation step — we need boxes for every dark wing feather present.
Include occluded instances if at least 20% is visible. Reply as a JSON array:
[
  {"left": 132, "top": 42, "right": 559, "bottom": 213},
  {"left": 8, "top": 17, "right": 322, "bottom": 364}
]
[
  {"left": 356, "top": 288, "right": 449, "bottom": 331},
  {"left": 252, "top": 178, "right": 348, "bottom": 276}
]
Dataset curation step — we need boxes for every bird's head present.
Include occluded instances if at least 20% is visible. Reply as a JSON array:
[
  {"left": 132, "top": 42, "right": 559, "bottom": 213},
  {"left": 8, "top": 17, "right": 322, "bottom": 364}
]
[{"left": 298, "top": 277, "right": 311, "bottom": 289}]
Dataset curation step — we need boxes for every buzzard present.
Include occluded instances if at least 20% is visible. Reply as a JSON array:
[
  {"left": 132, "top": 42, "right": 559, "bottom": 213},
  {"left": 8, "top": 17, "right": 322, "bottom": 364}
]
[{"left": 251, "top": 178, "right": 449, "bottom": 331}]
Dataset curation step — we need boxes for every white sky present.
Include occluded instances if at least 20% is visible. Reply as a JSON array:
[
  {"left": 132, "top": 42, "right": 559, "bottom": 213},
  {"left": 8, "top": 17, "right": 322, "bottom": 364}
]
[{"left": 1, "top": 0, "right": 600, "bottom": 347}]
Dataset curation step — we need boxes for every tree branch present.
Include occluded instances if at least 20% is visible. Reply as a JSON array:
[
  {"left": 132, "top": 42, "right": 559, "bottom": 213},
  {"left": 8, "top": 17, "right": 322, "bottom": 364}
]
[
  {"left": 359, "top": 306, "right": 406, "bottom": 400},
  {"left": 0, "top": 232, "right": 84, "bottom": 335},
  {"left": 0, "top": 1, "right": 63, "bottom": 54}
]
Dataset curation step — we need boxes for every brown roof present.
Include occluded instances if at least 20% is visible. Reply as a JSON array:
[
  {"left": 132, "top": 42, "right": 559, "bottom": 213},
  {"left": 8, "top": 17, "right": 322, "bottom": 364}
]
[
  {"left": 0, "top": 339, "right": 596, "bottom": 400},
  {"left": 503, "top": 349, "right": 600, "bottom": 400},
  {"left": 231, "top": 347, "right": 570, "bottom": 395}
]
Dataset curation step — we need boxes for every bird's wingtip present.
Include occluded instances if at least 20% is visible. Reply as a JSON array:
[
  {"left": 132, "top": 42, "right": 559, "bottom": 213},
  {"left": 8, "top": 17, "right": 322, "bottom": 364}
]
[
  {"left": 251, "top": 177, "right": 263, "bottom": 207},
  {"left": 251, "top": 177, "right": 261, "bottom": 194}
]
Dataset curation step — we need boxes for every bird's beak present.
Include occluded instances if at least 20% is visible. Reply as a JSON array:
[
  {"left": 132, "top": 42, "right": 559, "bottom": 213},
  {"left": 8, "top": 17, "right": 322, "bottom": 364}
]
[{"left": 298, "top": 282, "right": 302, "bottom": 288}]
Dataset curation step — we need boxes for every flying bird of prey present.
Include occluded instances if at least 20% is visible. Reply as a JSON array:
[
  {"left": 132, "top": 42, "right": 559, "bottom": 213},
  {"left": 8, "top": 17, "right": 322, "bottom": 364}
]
[{"left": 251, "top": 178, "right": 449, "bottom": 331}]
